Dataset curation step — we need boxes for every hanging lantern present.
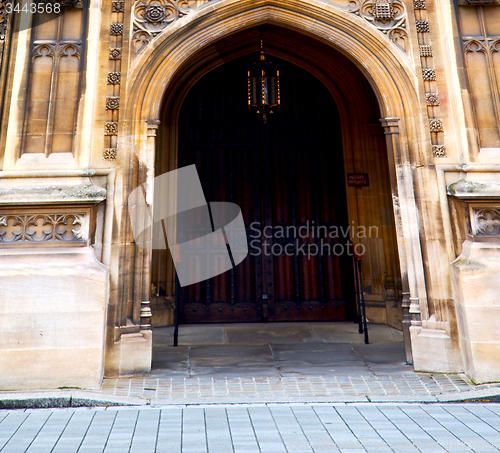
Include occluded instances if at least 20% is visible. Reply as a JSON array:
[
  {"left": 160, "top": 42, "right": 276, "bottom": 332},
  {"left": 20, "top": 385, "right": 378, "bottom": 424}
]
[{"left": 247, "top": 32, "right": 280, "bottom": 123}]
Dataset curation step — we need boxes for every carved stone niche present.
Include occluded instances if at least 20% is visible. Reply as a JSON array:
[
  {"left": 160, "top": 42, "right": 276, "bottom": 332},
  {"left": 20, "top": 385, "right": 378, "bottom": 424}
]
[{"left": 447, "top": 179, "right": 500, "bottom": 384}]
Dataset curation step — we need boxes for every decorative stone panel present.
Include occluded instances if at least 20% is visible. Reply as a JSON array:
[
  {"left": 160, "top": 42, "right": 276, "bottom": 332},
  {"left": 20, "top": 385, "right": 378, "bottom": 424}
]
[
  {"left": 132, "top": 0, "right": 208, "bottom": 53},
  {"left": 473, "top": 208, "right": 500, "bottom": 239},
  {"left": 347, "top": 0, "right": 408, "bottom": 52},
  {"left": 112, "top": 0, "right": 125, "bottom": 12},
  {"left": 429, "top": 118, "right": 444, "bottom": 132},
  {"left": 413, "top": 0, "right": 426, "bottom": 9},
  {"left": 104, "top": 148, "right": 117, "bottom": 160},
  {"left": 422, "top": 68, "right": 436, "bottom": 81},
  {"left": 419, "top": 44, "right": 432, "bottom": 57},
  {"left": 106, "top": 96, "right": 120, "bottom": 110},
  {"left": 104, "top": 122, "right": 119, "bottom": 135},
  {"left": 107, "top": 72, "right": 121, "bottom": 84},
  {"left": 0, "top": 209, "right": 92, "bottom": 247},
  {"left": 426, "top": 93, "right": 440, "bottom": 106},
  {"left": 109, "top": 48, "right": 122, "bottom": 59},
  {"left": 415, "top": 19, "right": 430, "bottom": 33},
  {"left": 373, "top": 1, "right": 394, "bottom": 19},
  {"left": 110, "top": 23, "right": 124, "bottom": 35},
  {"left": 432, "top": 145, "right": 446, "bottom": 157},
  {"left": 458, "top": 6, "right": 500, "bottom": 150}
]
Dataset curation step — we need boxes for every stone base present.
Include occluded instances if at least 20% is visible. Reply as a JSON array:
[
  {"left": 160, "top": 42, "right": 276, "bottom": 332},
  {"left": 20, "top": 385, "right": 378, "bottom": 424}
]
[
  {"left": 105, "top": 330, "right": 153, "bottom": 377},
  {"left": 0, "top": 247, "right": 108, "bottom": 390},
  {"left": 410, "top": 325, "right": 463, "bottom": 373},
  {"left": 451, "top": 240, "right": 500, "bottom": 384}
]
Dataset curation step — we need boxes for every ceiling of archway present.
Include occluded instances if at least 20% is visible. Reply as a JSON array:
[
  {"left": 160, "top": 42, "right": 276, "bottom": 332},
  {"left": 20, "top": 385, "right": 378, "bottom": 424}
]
[{"left": 131, "top": 0, "right": 408, "bottom": 56}]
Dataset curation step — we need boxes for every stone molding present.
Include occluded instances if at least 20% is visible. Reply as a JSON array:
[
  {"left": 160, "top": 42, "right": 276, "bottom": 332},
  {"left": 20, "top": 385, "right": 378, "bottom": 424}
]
[
  {"left": 447, "top": 179, "right": 500, "bottom": 199},
  {"left": 448, "top": 179, "right": 500, "bottom": 242},
  {"left": 0, "top": 184, "right": 106, "bottom": 205}
]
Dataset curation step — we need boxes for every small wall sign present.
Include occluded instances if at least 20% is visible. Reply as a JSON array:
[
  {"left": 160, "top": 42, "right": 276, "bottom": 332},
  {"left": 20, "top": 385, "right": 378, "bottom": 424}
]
[{"left": 347, "top": 173, "right": 369, "bottom": 187}]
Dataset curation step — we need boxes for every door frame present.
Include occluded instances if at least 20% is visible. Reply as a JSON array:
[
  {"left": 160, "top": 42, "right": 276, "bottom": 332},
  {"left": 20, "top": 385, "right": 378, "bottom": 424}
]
[{"left": 124, "top": 4, "right": 429, "bottom": 363}]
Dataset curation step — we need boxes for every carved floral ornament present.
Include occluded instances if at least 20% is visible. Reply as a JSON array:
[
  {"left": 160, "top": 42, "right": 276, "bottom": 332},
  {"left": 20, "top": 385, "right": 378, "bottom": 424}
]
[
  {"left": 347, "top": 0, "right": 408, "bottom": 52},
  {"left": 131, "top": 0, "right": 409, "bottom": 55},
  {"left": 132, "top": 0, "right": 202, "bottom": 52},
  {"left": 475, "top": 208, "right": 500, "bottom": 237},
  {"left": 0, "top": 213, "right": 88, "bottom": 245}
]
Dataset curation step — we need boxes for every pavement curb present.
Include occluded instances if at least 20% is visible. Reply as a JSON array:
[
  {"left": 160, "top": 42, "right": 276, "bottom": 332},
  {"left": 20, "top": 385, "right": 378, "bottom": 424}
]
[
  {"left": 2, "top": 388, "right": 500, "bottom": 408},
  {"left": 0, "top": 391, "right": 144, "bottom": 409}
]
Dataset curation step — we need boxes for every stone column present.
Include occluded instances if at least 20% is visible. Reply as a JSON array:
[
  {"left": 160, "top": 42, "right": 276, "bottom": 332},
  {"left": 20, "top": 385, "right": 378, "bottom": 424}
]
[
  {"left": 379, "top": 118, "right": 414, "bottom": 364},
  {"left": 449, "top": 179, "right": 500, "bottom": 383}
]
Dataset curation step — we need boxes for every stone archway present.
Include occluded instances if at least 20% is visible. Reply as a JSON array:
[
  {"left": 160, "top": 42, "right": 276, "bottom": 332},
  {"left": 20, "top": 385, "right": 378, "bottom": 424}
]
[{"left": 118, "top": 0, "right": 431, "bottom": 370}]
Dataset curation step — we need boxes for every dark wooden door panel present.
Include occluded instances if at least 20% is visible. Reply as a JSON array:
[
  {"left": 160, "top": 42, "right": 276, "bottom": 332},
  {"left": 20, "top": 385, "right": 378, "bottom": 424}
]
[{"left": 177, "top": 57, "right": 353, "bottom": 323}]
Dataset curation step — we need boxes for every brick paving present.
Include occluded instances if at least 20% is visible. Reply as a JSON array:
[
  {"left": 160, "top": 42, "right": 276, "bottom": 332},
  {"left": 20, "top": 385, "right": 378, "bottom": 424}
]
[
  {"left": 1, "top": 404, "right": 500, "bottom": 452},
  {"left": 95, "top": 323, "right": 500, "bottom": 402},
  {"left": 99, "top": 374, "right": 500, "bottom": 401}
]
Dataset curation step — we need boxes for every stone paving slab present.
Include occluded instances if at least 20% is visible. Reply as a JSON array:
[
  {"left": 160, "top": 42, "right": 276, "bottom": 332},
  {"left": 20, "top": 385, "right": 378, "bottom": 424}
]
[{"left": 1, "top": 404, "right": 500, "bottom": 452}]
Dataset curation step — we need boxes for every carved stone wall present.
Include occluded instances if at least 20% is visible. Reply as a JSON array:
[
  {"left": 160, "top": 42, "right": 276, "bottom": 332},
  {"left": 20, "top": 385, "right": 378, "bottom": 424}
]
[
  {"left": 22, "top": 6, "right": 87, "bottom": 155},
  {"left": 347, "top": 0, "right": 408, "bottom": 52},
  {"left": 456, "top": 4, "right": 500, "bottom": 150},
  {"left": 132, "top": 0, "right": 211, "bottom": 53}
]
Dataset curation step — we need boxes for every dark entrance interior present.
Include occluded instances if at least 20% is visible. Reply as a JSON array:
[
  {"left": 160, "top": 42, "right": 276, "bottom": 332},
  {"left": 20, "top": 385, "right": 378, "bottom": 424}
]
[{"left": 176, "top": 57, "right": 354, "bottom": 324}]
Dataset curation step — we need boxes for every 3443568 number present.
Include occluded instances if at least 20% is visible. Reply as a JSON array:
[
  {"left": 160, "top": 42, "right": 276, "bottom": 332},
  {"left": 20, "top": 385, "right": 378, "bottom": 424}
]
[{"left": 5, "top": 3, "right": 62, "bottom": 13}]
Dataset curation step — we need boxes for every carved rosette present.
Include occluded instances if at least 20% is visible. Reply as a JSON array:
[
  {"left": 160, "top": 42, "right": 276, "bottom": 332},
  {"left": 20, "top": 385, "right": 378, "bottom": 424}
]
[
  {"left": 426, "top": 93, "right": 440, "bottom": 106},
  {"left": 109, "top": 47, "right": 122, "bottom": 59},
  {"left": 107, "top": 71, "right": 121, "bottom": 84},
  {"left": 429, "top": 118, "right": 444, "bottom": 132},
  {"left": 0, "top": 213, "right": 88, "bottom": 245},
  {"left": 132, "top": 0, "right": 209, "bottom": 53},
  {"left": 347, "top": 0, "right": 408, "bottom": 52},
  {"left": 106, "top": 96, "right": 120, "bottom": 110}
]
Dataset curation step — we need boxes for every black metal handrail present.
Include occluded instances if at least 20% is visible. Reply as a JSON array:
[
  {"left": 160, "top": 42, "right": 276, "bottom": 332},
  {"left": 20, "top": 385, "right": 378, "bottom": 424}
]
[{"left": 353, "top": 244, "right": 369, "bottom": 344}]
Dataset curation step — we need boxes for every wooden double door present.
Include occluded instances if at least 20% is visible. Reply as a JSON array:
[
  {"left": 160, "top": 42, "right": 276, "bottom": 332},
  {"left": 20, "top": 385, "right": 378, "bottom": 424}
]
[{"left": 176, "top": 57, "right": 354, "bottom": 323}]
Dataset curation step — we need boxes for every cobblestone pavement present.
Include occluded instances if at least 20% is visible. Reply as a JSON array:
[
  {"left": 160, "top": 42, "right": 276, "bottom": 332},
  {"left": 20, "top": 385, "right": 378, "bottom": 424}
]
[
  {"left": 97, "top": 323, "right": 500, "bottom": 402},
  {"left": 1, "top": 403, "right": 500, "bottom": 452}
]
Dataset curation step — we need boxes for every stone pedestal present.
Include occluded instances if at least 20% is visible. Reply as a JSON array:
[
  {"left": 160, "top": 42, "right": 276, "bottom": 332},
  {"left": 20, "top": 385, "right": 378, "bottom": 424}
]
[
  {"left": 449, "top": 180, "right": 500, "bottom": 383},
  {"left": 0, "top": 247, "right": 108, "bottom": 390},
  {"left": 0, "top": 175, "right": 109, "bottom": 390},
  {"left": 451, "top": 240, "right": 500, "bottom": 383}
]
